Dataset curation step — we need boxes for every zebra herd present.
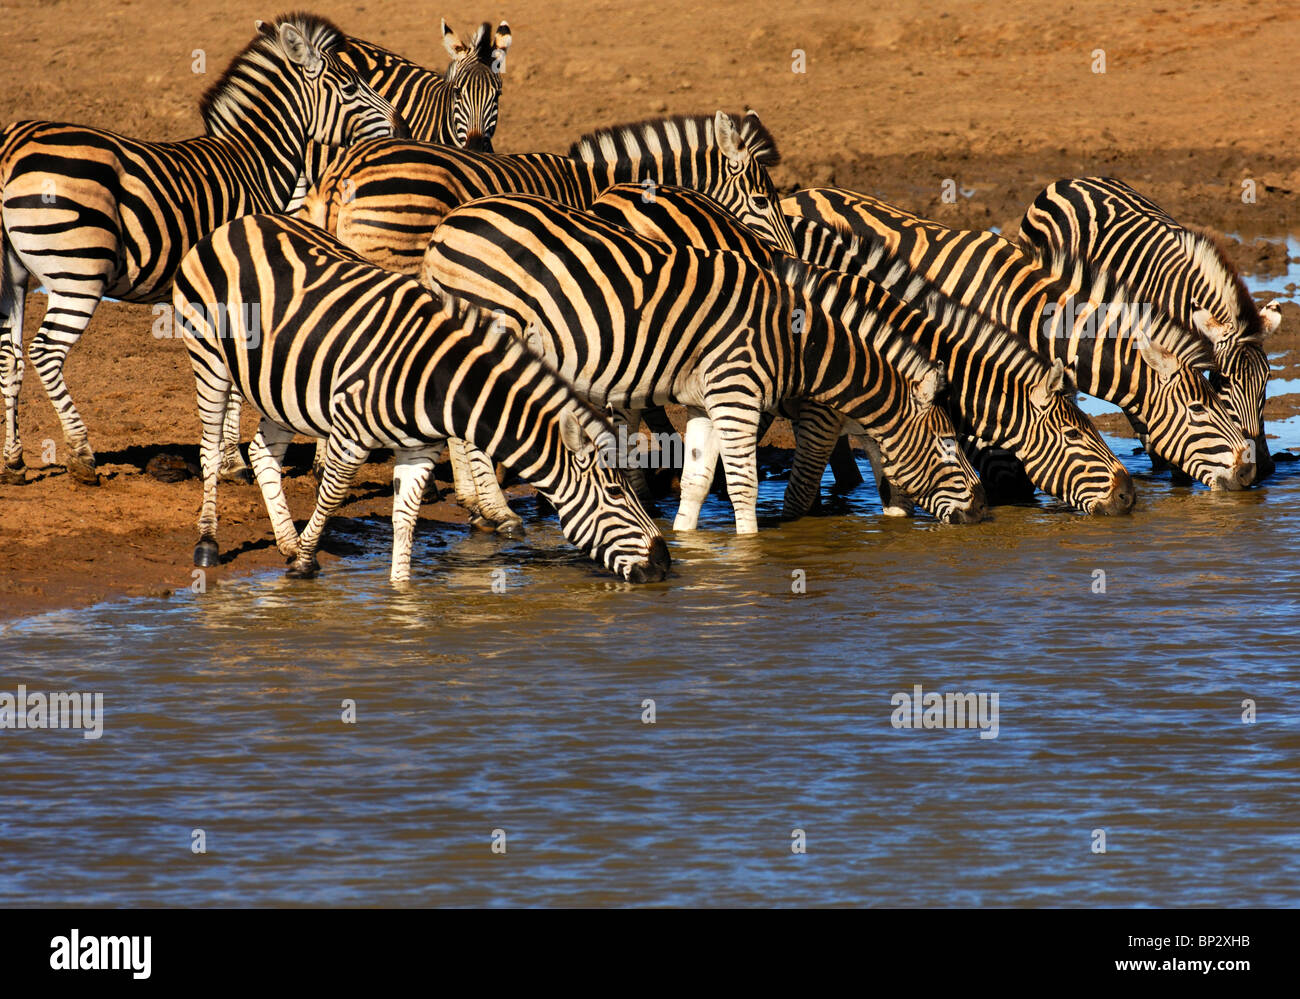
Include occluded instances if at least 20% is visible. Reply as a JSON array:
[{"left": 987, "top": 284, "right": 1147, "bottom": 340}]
[{"left": 0, "top": 12, "right": 1283, "bottom": 586}]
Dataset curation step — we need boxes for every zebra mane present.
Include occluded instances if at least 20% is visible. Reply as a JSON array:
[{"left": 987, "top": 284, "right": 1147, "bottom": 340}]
[
  {"left": 199, "top": 12, "right": 350, "bottom": 126},
  {"left": 1075, "top": 264, "right": 1217, "bottom": 371},
  {"left": 568, "top": 113, "right": 782, "bottom": 169},
  {"left": 1180, "top": 224, "right": 1262, "bottom": 335}
]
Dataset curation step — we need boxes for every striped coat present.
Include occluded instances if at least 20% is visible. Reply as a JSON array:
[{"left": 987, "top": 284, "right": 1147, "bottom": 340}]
[
  {"left": 297, "top": 111, "right": 796, "bottom": 274},
  {"left": 174, "top": 214, "right": 668, "bottom": 585}
]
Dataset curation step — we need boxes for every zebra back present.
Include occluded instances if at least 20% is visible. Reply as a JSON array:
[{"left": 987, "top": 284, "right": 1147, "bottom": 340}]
[
  {"left": 174, "top": 213, "right": 666, "bottom": 583},
  {"left": 784, "top": 188, "right": 1255, "bottom": 490},
  {"left": 299, "top": 110, "right": 794, "bottom": 276},
  {"left": 1017, "top": 176, "right": 1277, "bottom": 454}
]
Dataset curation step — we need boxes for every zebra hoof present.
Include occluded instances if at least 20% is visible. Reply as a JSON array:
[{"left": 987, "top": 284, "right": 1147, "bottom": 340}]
[
  {"left": 495, "top": 519, "right": 526, "bottom": 539},
  {"left": 0, "top": 463, "right": 27, "bottom": 485},
  {"left": 286, "top": 556, "right": 320, "bottom": 579},
  {"left": 219, "top": 464, "right": 254, "bottom": 485},
  {"left": 194, "top": 540, "right": 220, "bottom": 567},
  {"left": 67, "top": 455, "right": 100, "bottom": 485}
]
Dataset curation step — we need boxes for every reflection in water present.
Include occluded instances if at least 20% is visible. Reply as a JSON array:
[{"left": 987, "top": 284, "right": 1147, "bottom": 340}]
[{"left": 4, "top": 266, "right": 1300, "bottom": 906}]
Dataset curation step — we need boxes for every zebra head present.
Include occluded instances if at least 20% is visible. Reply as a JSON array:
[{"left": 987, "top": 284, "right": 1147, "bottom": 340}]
[
  {"left": 255, "top": 15, "right": 406, "bottom": 146},
  {"left": 1128, "top": 323, "right": 1255, "bottom": 490},
  {"left": 441, "top": 19, "right": 511, "bottom": 152},
  {"left": 872, "top": 364, "right": 988, "bottom": 524},
  {"left": 712, "top": 110, "right": 798, "bottom": 255},
  {"left": 1018, "top": 358, "right": 1136, "bottom": 515},
  {"left": 549, "top": 407, "right": 671, "bottom": 583},
  {"left": 1194, "top": 302, "right": 1280, "bottom": 477}
]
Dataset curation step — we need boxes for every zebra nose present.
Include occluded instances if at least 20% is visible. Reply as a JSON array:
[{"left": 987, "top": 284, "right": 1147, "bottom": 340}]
[
  {"left": 628, "top": 536, "right": 671, "bottom": 583},
  {"left": 1096, "top": 468, "right": 1136, "bottom": 515},
  {"left": 945, "top": 482, "right": 987, "bottom": 524},
  {"left": 1232, "top": 444, "right": 1256, "bottom": 488},
  {"left": 1253, "top": 435, "right": 1275, "bottom": 480},
  {"left": 463, "top": 131, "right": 491, "bottom": 152}
]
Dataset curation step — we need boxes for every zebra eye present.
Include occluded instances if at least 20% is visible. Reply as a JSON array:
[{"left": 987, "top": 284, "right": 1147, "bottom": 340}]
[
  {"left": 608, "top": 484, "right": 625, "bottom": 500},
  {"left": 1188, "top": 402, "right": 1207, "bottom": 416},
  {"left": 751, "top": 195, "right": 771, "bottom": 211},
  {"left": 339, "top": 78, "right": 358, "bottom": 98},
  {"left": 1064, "top": 428, "right": 1083, "bottom": 442}
]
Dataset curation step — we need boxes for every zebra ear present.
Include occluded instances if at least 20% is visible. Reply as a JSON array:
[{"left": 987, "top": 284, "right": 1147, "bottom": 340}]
[
  {"left": 1260, "top": 300, "right": 1282, "bottom": 336},
  {"left": 1134, "top": 332, "right": 1182, "bottom": 381},
  {"left": 559, "top": 408, "right": 594, "bottom": 457},
  {"left": 714, "top": 111, "right": 746, "bottom": 167},
  {"left": 1192, "top": 308, "right": 1231, "bottom": 347},
  {"left": 915, "top": 364, "right": 945, "bottom": 407},
  {"left": 1031, "top": 359, "right": 1068, "bottom": 408},
  {"left": 493, "top": 22, "right": 512, "bottom": 57},
  {"left": 278, "top": 22, "right": 324, "bottom": 76},
  {"left": 442, "top": 20, "right": 470, "bottom": 61}
]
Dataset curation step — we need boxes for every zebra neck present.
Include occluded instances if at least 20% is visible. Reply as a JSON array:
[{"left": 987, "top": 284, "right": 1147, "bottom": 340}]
[{"left": 201, "top": 66, "right": 313, "bottom": 211}]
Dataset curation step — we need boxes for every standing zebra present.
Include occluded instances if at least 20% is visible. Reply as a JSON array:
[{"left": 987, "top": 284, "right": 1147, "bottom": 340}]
[
  {"left": 586, "top": 184, "right": 1135, "bottom": 517},
  {"left": 297, "top": 110, "right": 796, "bottom": 274},
  {"left": 420, "top": 194, "right": 987, "bottom": 533},
  {"left": 784, "top": 188, "right": 1256, "bottom": 491},
  {"left": 0, "top": 13, "right": 402, "bottom": 485},
  {"left": 1017, "top": 176, "right": 1280, "bottom": 477},
  {"left": 286, "top": 19, "right": 512, "bottom": 209},
  {"left": 174, "top": 214, "right": 668, "bottom": 585}
]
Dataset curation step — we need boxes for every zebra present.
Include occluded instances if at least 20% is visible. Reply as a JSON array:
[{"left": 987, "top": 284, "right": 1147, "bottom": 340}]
[
  {"left": 296, "top": 110, "right": 797, "bottom": 275},
  {"left": 585, "top": 184, "right": 1135, "bottom": 517},
  {"left": 0, "top": 13, "right": 402, "bottom": 486},
  {"left": 284, "top": 19, "right": 512, "bottom": 210},
  {"left": 1017, "top": 176, "right": 1281, "bottom": 477},
  {"left": 173, "top": 213, "right": 669, "bottom": 586},
  {"left": 783, "top": 188, "right": 1256, "bottom": 491},
  {"left": 419, "top": 193, "right": 987, "bottom": 534}
]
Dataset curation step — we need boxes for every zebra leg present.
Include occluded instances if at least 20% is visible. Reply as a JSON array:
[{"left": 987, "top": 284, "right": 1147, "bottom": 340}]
[
  {"left": 673, "top": 408, "right": 721, "bottom": 532},
  {"left": 193, "top": 373, "right": 230, "bottom": 568},
  {"left": 248, "top": 419, "right": 302, "bottom": 559},
  {"left": 861, "top": 435, "right": 916, "bottom": 517},
  {"left": 828, "top": 435, "right": 864, "bottom": 491},
  {"left": 217, "top": 387, "right": 252, "bottom": 484},
  {"left": 1126, "top": 411, "right": 1174, "bottom": 474},
  {"left": 287, "top": 433, "right": 369, "bottom": 579},
  {"left": 464, "top": 442, "right": 524, "bottom": 536},
  {"left": 311, "top": 437, "right": 328, "bottom": 481},
  {"left": 390, "top": 444, "right": 440, "bottom": 585},
  {"left": 0, "top": 278, "right": 27, "bottom": 483},
  {"left": 711, "top": 406, "right": 763, "bottom": 535},
  {"left": 27, "top": 286, "right": 107, "bottom": 484},
  {"left": 784, "top": 403, "right": 848, "bottom": 520}
]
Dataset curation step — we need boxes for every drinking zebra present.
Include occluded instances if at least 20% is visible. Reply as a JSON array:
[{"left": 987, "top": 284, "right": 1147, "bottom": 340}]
[
  {"left": 174, "top": 213, "right": 668, "bottom": 586},
  {"left": 586, "top": 184, "right": 1135, "bottom": 516},
  {"left": 420, "top": 194, "right": 987, "bottom": 534},
  {"left": 0, "top": 13, "right": 402, "bottom": 485},
  {"left": 1017, "top": 176, "right": 1280, "bottom": 477},
  {"left": 784, "top": 188, "right": 1256, "bottom": 491}
]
